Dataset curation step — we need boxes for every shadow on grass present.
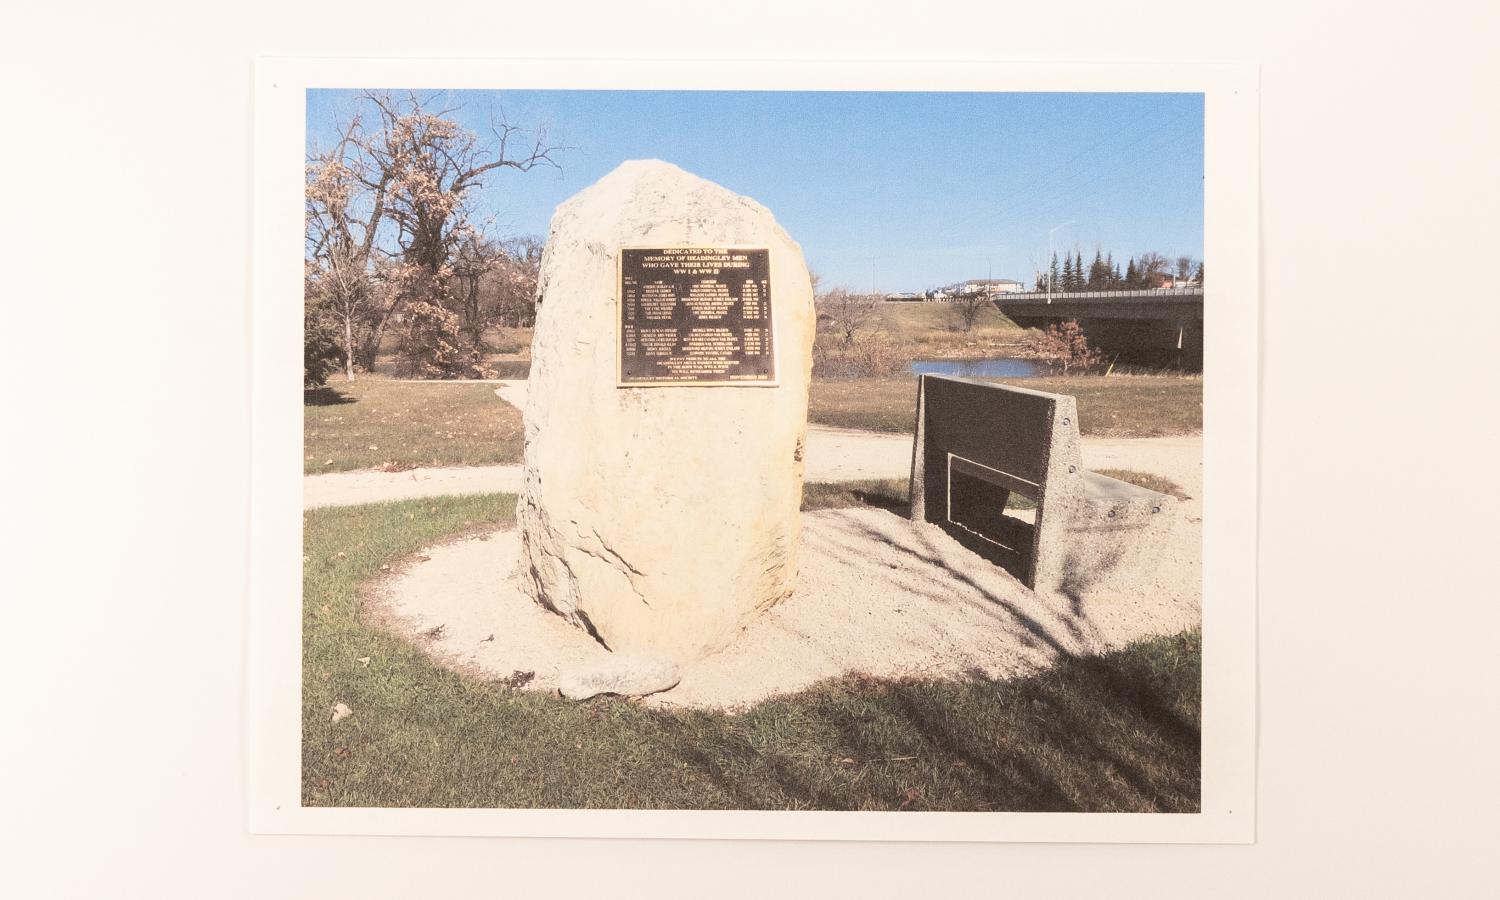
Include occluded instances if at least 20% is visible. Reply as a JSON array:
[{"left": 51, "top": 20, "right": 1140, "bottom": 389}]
[
  {"left": 304, "top": 385, "right": 355, "bottom": 406},
  {"left": 302, "top": 495, "right": 1200, "bottom": 813},
  {"left": 635, "top": 635, "right": 1201, "bottom": 813},
  {"left": 852, "top": 486, "right": 910, "bottom": 516},
  {"left": 630, "top": 504, "right": 1199, "bottom": 812},
  {"left": 801, "top": 479, "right": 910, "bottom": 516}
]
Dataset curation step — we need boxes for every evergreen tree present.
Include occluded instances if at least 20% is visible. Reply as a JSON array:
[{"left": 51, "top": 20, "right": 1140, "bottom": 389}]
[
  {"left": 1048, "top": 252, "right": 1061, "bottom": 292},
  {"left": 1088, "top": 249, "right": 1108, "bottom": 289},
  {"left": 1193, "top": 261, "right": 1204, "bottom": 285},
  {"left": 1125, "top": 257, "right": 1140, "bottom": 289}
]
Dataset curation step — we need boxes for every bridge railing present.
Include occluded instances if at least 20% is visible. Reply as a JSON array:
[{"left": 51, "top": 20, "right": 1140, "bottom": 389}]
[
  {"left": 999, "top": 287, "right": 1204, "bottom": 301},
  {"left": 897, "top": 287, "right": 1204, "bottom": 303}
]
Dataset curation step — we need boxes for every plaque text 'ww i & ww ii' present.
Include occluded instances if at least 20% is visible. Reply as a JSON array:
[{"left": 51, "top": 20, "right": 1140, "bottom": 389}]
[{"left": 618, "top": 247, "right": 775, "bottom": 385}]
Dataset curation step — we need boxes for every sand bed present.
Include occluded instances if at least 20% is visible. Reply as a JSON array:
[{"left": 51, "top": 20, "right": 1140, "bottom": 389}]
[{"left": 372, "top": 484, "right": 1201, "bottom": 710}]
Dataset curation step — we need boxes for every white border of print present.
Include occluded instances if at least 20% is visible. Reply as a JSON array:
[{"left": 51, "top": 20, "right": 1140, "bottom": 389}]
[{"left": 252, "top": 57, "right": 1258, "bottom": 843}]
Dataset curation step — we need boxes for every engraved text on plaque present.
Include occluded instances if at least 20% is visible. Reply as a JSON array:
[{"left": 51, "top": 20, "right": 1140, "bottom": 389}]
[{"left": 618, "top": 247, "right": 775, "bottom": 385}]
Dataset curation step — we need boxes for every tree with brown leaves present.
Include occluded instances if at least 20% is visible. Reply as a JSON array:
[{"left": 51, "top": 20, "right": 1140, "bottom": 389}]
[
  {"left": 1034, "top": 319, "right": 1103, "bottom": 375},
  {"left": 305, "top": 91, "right": 564, "bottom": 379}
]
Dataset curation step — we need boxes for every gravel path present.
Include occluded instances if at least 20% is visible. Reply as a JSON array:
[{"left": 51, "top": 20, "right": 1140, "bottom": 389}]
[
  {"left": 305, "top": 465, "right": 525, "bottom": 509},
  {"left": 303, "top": 425, "right": 913, "bottom": 509},
  {"left": 306, "top": 380, "right": 1199, "bottom": 509},
  {"left": 304, "top": 432, "right": 1197, "bottom": 509}
]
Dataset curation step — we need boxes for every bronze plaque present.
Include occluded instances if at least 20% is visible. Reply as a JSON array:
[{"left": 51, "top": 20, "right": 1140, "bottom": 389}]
[{"left": 618, "top": 247, "right": 775, "bottom": 385}]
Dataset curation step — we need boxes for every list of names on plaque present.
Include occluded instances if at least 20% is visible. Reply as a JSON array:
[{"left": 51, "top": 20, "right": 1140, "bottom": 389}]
[{"left": 619, "top": 247, "right": 775, "bottom": 384}]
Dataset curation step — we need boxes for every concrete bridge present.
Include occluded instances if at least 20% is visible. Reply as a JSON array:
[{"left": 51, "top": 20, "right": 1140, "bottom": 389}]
[{"left": 995, "top": 287, "right": 1204, "bottom": 370}]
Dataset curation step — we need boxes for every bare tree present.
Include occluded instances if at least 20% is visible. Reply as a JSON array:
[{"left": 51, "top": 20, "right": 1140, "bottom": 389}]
[
  {"left": 359, "top": 92, "right": 561, "bottom": 272},
  {"left": 954, "top": 289, "right": 989, "bottom": 332},
  {"left": 305, "top": 91, "right": 565, "bottom": 375},
  {"left": 305, "top": 120, "right": 388, "bottom": 380},
  {"left": 1175, "top": 255, "right": 1194, "bottom": 281},
  {"left": 818, "top": 288, "right": 880, "bottom": 348},
  {"left": 354, "top": 92, "right": 563, "bottom": 364},
  {"left": 450, "top": 232, "right": 500, "bottom": 347},
  {"left": 491, "top": 236, "right": 544, "bottom": 328},
  {"left": 1136, "top": 251, "right": 1172, "bottom": 284}
]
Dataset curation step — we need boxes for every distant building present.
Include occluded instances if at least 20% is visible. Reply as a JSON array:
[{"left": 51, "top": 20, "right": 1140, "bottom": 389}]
[
  {"left": 959, "top": 278, "right": 1026, "bottom": 296},
  {"left": 884, "top": 292, "right": 924, "bottom": 302},
  {"left": 1145, "top": 271, "right": 1176, "bottom": 289}
]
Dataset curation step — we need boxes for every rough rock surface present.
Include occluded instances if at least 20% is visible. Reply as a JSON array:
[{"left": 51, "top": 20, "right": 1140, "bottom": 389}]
[
  {"left": 517, "top": 160, "right": 816, "bottom": 661},
  {"left": 557, "top": 655, "right": 682, "bottom": 701}
]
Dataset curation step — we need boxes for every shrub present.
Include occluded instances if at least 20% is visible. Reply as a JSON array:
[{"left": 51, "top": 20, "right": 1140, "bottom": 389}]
[
  {"left": 812, "top": 331, "right": 914, "bottom": 378},
  {"left": 815, "top": 288, "right": 880, "bottom": 348},
  {"left": 396, "top": 299, "right": 497, "bottom": 379},
  {"left": 1031, "top": 320, "right": 1104, "bottom": 375},
  {"left": 303, "top": 298, "right": 345, "bottom": 387}
]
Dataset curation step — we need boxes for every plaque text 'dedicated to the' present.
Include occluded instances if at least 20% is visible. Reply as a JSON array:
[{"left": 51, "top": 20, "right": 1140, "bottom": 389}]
[{"left": 618, "top": 247, "right": 775, "bottom": 385}]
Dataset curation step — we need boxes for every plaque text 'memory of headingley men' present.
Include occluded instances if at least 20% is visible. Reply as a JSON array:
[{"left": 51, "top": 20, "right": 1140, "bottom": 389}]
[{"left": 619, "top": 247, "right": 775, "bottom": 385}]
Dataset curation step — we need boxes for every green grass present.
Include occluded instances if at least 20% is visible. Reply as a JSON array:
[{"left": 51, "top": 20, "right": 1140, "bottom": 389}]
[
  {"left": 801, "top": 473, "right": 1187, "bottom": 514},
  {"left": 1096, "top": 468, "right": 1191, "bottom": 500},
  {"left": 807, "top": 379, "right": 923, "bottom": 433},
  {"left": 810, "top": 374, "right": 1202, "bottom": 438},
  {"left": 801, "top": 479, "right": 911, "bottom": 513},
  {"left": 304, "top": 377, "right": 524, "bottom": 473},
  {"left": 801, "top": 478, "right": 1037, "bottom": 511},
  {"left": 303, "top": 494, "right": 1201, "bottom": 811}
]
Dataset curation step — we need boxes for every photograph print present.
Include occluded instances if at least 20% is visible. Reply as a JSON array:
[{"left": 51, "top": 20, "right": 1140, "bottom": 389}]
[{"left": 299, "top": 85, "right": 1214, "bottom": 817}]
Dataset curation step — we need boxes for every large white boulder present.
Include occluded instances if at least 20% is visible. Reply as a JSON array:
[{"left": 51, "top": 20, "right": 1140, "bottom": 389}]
[{"left": 517, "top": 160, "right": 816, "bottom": 661}]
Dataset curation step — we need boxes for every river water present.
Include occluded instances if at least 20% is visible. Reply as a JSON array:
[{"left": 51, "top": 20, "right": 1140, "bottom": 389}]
[{"left": 909, "top": 357, "right": 1042, "bottom": 378}]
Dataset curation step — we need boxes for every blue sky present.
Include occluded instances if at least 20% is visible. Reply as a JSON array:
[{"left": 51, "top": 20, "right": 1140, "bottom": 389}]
[{"left": 307, "top": 90, "right": 1203, "bottom": 293}]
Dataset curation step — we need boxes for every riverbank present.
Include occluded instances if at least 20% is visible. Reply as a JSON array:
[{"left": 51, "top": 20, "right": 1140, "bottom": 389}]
[
  {"left": 364, "top": 307, "right": 1033, "bottom": 383},
  {"left": 809, "top": 374, "right": 1202, "bottom": 437},
  {"left": 361, "top": 302, "right": 1193, "bottom": 386},
  {"left": 865, "top": 300, "right": 1031, "bottom": 360},
  {"left": 306, "top": 373, "right": 1201, "bottom": 473}
]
